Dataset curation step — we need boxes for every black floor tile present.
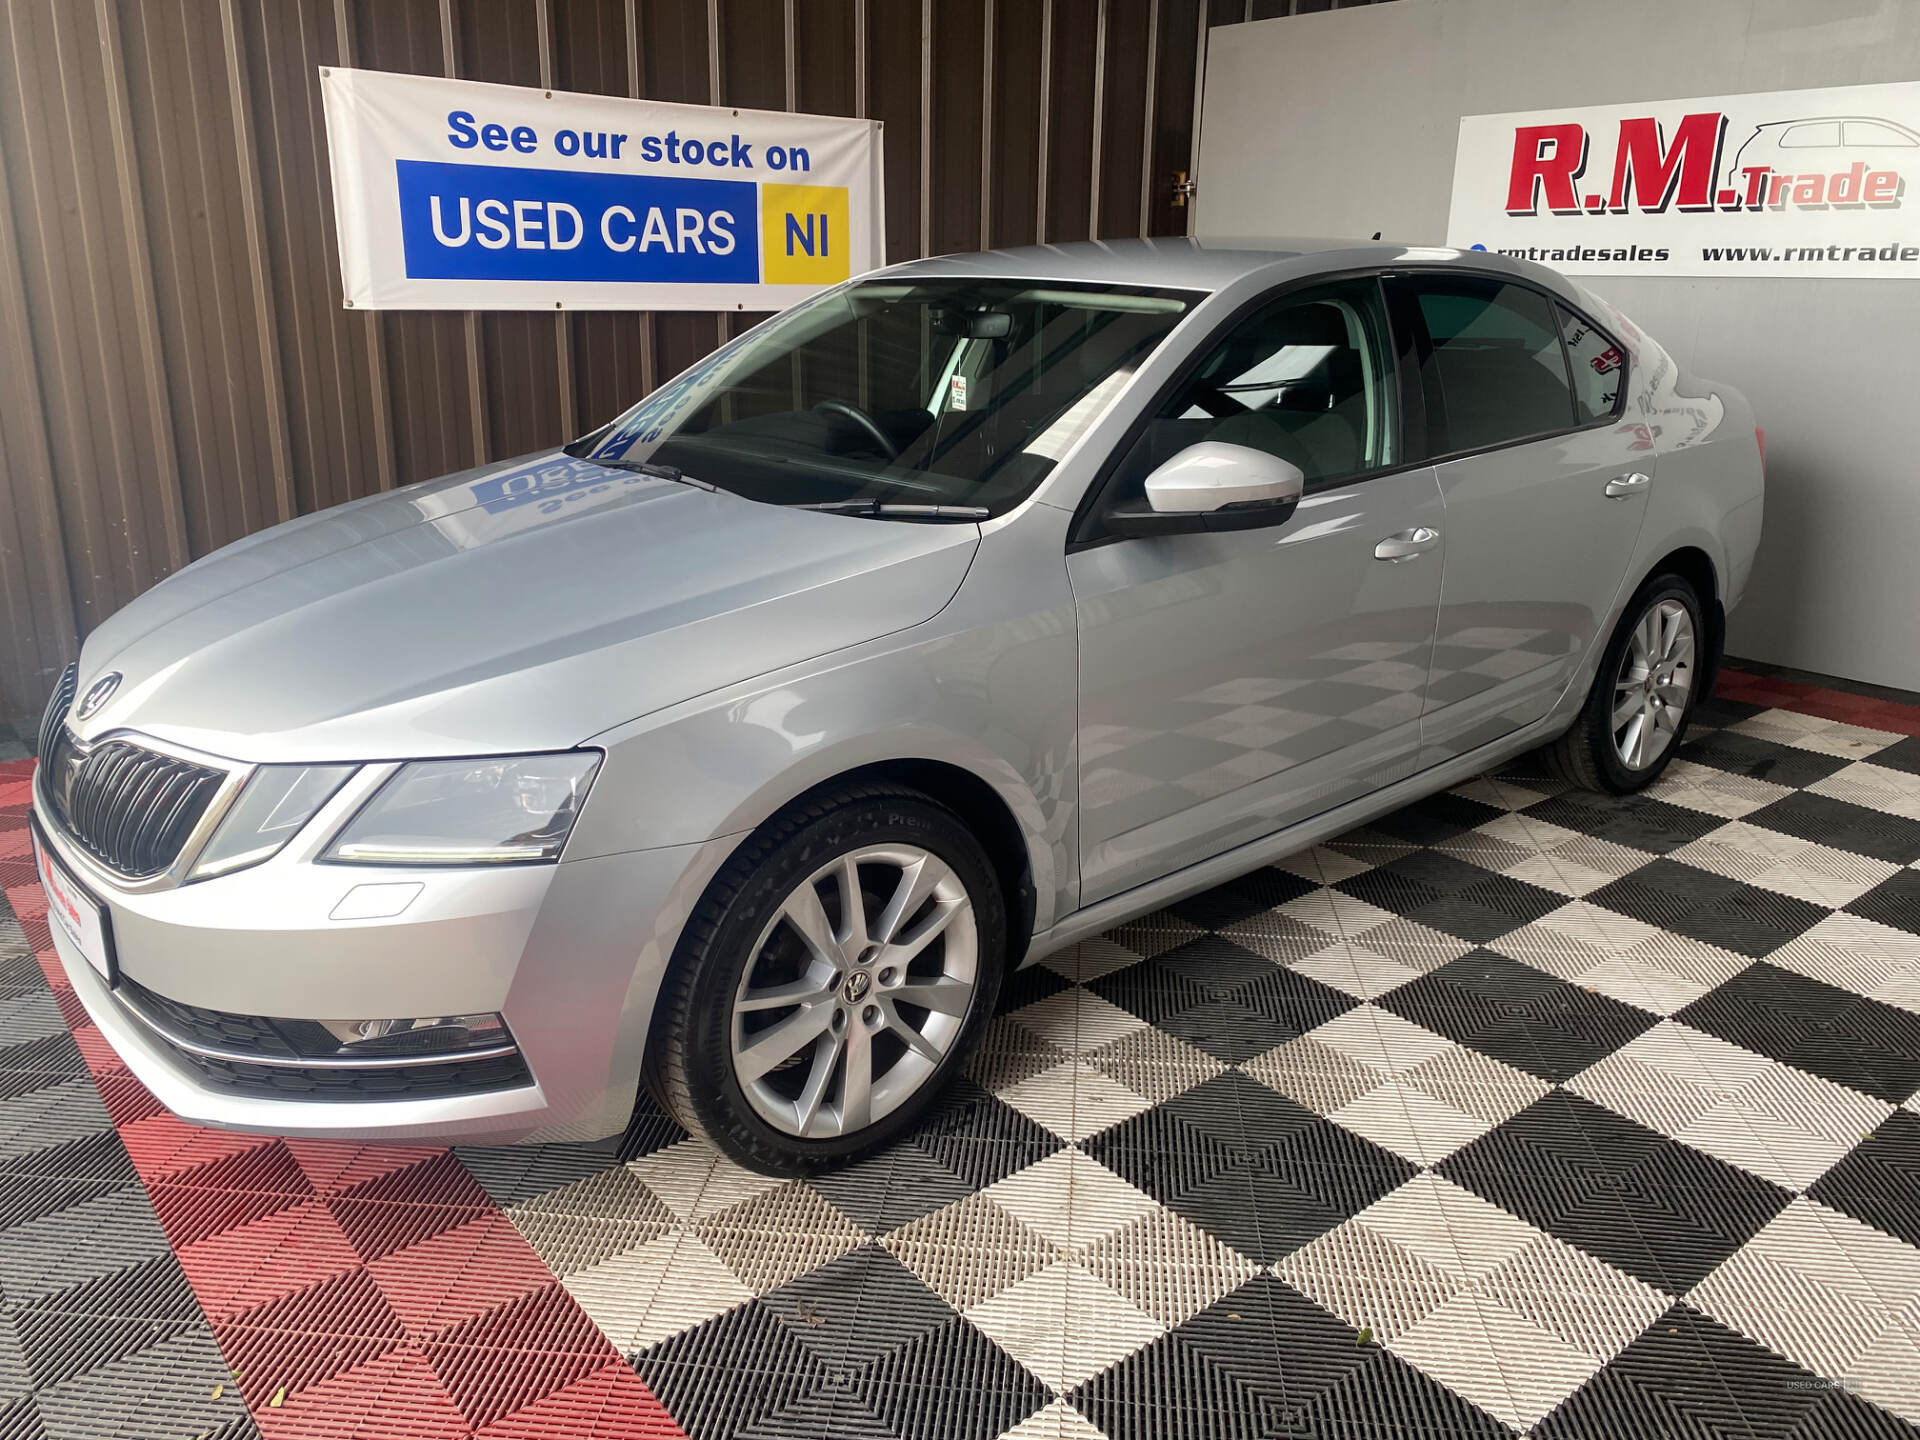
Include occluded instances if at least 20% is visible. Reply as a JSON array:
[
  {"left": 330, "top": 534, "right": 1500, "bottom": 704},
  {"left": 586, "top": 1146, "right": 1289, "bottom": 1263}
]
[
  {"left": 867, "top": 1316, "right": 1052, "bottom": 1440},
  {"left": 1674, "top": 729, "right": 1855, "bottom": 789},
  {"left": 1845, "top": 869, "right": 1920, "bottom": 936},
  {"left": 1404, "top": 876, "right": 1567, "bottom": 944},
  {"left": 1339, "top": 850, "right": 1502, "bottom": 903},
  {"left": 1520, "top": 791, "right": 1726, "bottom": 854},
  {"left": 1086, "top": 1073, "right": 1416, "bottom": 1264},
  {"left": 1687, "top": 696, "right": 1769, "bottom": 730},
  {"left": 764, "top": 1246, "right": 960, "bottom": 1362},
  {"left": 1439, "top": 1091, "right": 1791, "bottom": 1294},
  {"left": 667, "top": 1294, "right": 1046, "bottom": 1440},
  {"left": 1090, "top": 961, "right": 1216, "bottom": 1027},
  {"left": 899, "top": 1080, "right": 1064, "bottom": 1192},
  {"left": 1156, "top": 997, "right": 1307, "bottom": 1064},
  {"left": 1366, "top": 792, "right": 1509, "bottom": 848},
  {"left": 996, "top": 960, "right": 1075, "bottom": 1014},
  {"left": 1534, "top": 1303, "right": 1916, "bottom": 1440},
  {"left": 0, "top": 1173, "right": 130, "bottom": 1231},
  {"left": 1166, "top": 866, "right": 1319, "bottom": 930},
  {"left": 1231, "top": 965, "right": 1359, "bottom": 1040},
  {"left": 1105, "top": 942, "right": 1357, "bottom": 1063},
  {"left": 635, "top": 1302, "right": 821, "bottom": 1440},
  {"left": 1072, "top": 1276, "right": 1509, "bottom": 1440},
  {"left": 809, "top": 1141, "right": 980, "bottom": 1234},
  {"left": 1676, "top": 962, "right": 1920, "bottom": 1104},
  {"left": 642, "top": 1248, "right": 1050, "bottom": 1440},
  {"left": 1806, "top": 1109, "right": 1920, "bottom": 1249},
  {"left": 1306, "top": 1348, "right": 1518, "bottom": 1438},
  {"left": 1153, "top": 936, "right": 1286, "bottom": 997},
  {"left": 1744, "top": 791, "right": 1920, "bottom": 865},
  {"left": 1381, "top": 951, "right": 1660, "bottom": 1082},
  {"left": 1337, "top": 853, "right": 1565, "bottom": 943},
  {"left": 1865, "top": 736, "right": 1920, "bottom": 777},
  {"left": 1587, "top": 859, "right": 1828, "bottom": 957}
]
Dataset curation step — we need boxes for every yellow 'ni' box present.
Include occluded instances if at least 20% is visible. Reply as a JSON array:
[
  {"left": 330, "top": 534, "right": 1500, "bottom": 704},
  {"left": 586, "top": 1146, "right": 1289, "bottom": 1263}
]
[{"left": 760, "top": 184, "right": 851, "bottom": 285}]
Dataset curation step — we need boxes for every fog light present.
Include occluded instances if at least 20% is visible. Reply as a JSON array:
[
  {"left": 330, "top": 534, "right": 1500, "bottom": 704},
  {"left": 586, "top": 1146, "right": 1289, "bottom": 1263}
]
[{"left": 306, "top": 1013, "right": 511, "bottom": 1059}]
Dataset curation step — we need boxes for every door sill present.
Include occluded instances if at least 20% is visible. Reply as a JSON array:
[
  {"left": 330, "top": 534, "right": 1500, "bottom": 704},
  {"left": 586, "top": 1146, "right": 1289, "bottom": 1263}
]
[{"left": 1024, "top": 711, "right": 1567, "bottom": 965}]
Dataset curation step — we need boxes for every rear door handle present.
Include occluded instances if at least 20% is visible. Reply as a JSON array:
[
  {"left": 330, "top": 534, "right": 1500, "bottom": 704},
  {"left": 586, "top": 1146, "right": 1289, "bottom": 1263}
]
[
  {"left": 1605, "top": 471, "right": 1652, "bottom": 498},
  {"left": 1373, "top": 527, "right": 1440, "bottom": 562}
]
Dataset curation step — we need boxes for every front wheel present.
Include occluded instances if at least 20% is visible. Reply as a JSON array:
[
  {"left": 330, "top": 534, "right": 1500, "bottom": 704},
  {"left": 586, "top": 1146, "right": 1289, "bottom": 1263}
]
[
  {"left": 650, "top": 784, "right": 1005, "bottom": 1175},
  {"left": 1545, "top": 574, "right": 1705, "bottom": 794}
]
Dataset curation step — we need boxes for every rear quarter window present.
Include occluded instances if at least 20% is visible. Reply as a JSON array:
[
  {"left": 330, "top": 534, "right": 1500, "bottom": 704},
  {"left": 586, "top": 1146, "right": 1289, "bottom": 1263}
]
[{"left": 1556, "top": 304, "right": 1627, "bottom": 424}]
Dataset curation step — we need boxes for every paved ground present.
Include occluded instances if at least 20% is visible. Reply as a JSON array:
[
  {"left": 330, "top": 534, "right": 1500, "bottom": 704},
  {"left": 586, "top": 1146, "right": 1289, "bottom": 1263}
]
[{"left": 2, "top": 664, "right": 1918, "bottom": 1438}]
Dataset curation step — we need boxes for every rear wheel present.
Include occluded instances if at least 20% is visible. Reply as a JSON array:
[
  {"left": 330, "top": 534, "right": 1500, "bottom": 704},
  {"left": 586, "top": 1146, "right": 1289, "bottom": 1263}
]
[
  {"left": 650, "top": 784, "right": 1005, "bottom": 1175},
  {"left": 1545, "top": 573, "right": 1704, "bottom": 794}
]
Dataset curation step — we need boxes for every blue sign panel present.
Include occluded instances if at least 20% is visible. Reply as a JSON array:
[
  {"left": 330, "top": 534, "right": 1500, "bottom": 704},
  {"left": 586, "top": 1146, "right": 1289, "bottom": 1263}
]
[{"left": 396, "top": 159, "right": 759, "bottom": 284}]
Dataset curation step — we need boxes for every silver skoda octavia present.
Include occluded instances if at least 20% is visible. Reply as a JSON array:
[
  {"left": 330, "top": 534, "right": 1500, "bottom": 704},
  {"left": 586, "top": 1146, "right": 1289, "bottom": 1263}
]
[{"left": 30, "top": 240, "right": 1763, "bottom": 1173}]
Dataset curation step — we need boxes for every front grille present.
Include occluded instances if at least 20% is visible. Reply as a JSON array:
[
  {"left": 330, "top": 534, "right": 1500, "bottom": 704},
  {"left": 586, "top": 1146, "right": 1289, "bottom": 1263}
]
[
  {"left": 115, "top": 978, "right": 533, "bottom": 1102},
  {"left": 117, "top": 978, "right": 299, "bottom": 1059},
  {"left": 43, "top": 731, "right": 225, "bottom": 878},
  {"left": 37, "top": 663, "right": 76, "bottom": 759}
]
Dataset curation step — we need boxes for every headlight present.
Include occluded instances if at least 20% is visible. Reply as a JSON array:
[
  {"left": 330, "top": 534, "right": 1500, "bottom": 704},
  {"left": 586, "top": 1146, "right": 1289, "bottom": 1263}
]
[
  {"left": 191, "top": 765, "right": 359, "bottom": 880},
  {"left": 323, "top": 752, "right": 601, "bottom": 866}
]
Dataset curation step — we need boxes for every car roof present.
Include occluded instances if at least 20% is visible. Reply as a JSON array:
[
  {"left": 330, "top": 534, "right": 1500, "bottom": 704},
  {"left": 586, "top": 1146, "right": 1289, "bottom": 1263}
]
[
  {"left": 1754, "top": 115, "right": 1909, "bottom": 127},
  {"left": 874, "top": 236, "right": 1588, "bottom": 303}
]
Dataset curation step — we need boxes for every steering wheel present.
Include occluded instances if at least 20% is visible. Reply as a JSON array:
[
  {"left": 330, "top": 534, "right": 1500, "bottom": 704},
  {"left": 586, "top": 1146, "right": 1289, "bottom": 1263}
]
[{"left": 814, "top": 400, "right": 899, "bottom": 460}]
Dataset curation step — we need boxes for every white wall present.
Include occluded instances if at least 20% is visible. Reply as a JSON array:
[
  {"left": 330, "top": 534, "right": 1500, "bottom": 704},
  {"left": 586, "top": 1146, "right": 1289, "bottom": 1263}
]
[{"left": 1195, "top": 0, "right": 1920, "bottom": 690}]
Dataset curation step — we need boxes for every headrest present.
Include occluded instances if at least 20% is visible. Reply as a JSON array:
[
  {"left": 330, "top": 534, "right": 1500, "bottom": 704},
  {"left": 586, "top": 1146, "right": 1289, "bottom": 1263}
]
[{"left": 1209, "top": 301, "right": 1353, "bottom": 386}]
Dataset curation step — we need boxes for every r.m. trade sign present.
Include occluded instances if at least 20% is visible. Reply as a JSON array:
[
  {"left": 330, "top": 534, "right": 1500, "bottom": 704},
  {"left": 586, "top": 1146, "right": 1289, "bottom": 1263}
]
[{"left": 1447, "top": 81, "right": 1919, "bottom": 278}]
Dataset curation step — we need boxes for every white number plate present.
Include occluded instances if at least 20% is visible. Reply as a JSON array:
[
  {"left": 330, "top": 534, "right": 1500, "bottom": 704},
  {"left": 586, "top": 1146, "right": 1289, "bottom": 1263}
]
[{"left": 32, "top": 825, "right": 112, "bottom": 983}]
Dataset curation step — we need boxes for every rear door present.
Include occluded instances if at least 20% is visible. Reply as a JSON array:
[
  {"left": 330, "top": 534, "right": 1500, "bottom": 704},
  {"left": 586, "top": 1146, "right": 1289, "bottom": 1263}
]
[{"left": 1387, "top": 273, "right": 1651, "bottom": 766}]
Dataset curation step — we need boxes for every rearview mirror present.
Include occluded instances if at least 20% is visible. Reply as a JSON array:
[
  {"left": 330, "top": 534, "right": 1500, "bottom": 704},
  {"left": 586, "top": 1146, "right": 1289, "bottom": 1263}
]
[
  {"left": 932, "top": 308, "right": 1013, "bottom": 339},
  {"left": 1106, "top": 442, "right": 1306, "bottom": 538}
]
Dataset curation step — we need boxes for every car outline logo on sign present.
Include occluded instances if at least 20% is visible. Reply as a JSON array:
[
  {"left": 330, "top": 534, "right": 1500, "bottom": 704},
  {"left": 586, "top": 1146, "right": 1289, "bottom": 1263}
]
[{"left": 73, "top": 672, "right": 121, "bottom": 722}]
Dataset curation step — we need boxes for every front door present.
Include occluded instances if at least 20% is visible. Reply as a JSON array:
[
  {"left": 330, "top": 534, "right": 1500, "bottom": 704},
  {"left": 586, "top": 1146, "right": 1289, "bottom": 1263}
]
[
  {"left": 1387, "top": 273, "right": 1653, "bottom": 766},
  {"left": 1068, "top": 277, "right": 1445, "bottom": 905}
]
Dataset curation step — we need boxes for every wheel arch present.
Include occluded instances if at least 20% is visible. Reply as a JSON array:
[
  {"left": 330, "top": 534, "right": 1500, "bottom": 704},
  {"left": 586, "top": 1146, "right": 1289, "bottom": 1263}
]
[
  {"left": 1641, "top": 544, "right": 1725, "bottom": 694},
  {"left": 747, "top": 757, "right": 1039, "bottom": 968}
]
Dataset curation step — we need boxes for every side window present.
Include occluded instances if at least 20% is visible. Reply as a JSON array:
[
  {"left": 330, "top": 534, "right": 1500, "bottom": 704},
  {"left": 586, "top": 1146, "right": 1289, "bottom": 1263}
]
[
  {"left": 1123, "top": 277, "right": 1397, "bottom": 499},
  {"left": 1844, "top": 119, "right": 1918, "bottom": 147},
  {"left": 1780, "top": 121, "right": 1841, "bottom": 148},
  {"left": 1555, "top": 304, "right": 1626, "bottom": 424},
  {"left": 1407, "top": 276, "right": 1575, "bottom": 453}
]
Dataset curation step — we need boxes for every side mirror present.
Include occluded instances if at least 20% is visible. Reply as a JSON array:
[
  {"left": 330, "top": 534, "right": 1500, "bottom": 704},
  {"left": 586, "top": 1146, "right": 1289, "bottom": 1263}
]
[{"left": 1106, "top": 441, "right": 1306, "bottom": 538}]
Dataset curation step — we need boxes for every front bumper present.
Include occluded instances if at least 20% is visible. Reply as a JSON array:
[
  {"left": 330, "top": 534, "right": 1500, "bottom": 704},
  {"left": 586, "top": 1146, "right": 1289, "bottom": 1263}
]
[{"left": 32, "top": 780, "right": 717, "bottom": 1145}]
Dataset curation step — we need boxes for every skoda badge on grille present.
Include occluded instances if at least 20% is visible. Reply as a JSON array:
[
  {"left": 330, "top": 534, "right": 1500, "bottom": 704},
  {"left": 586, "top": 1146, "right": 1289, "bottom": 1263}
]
[{"left": 73, "top": 672, "right": 121, "bottom": 721}]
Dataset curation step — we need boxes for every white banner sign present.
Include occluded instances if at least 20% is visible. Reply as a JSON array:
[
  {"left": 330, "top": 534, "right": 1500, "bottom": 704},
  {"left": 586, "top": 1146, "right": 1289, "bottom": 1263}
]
[
  {"left": 320, "top": 67, "right": 884, "bottom": 310},
  {"left": 1447, "top": 81, "right": 1920, "bottom": 277}
]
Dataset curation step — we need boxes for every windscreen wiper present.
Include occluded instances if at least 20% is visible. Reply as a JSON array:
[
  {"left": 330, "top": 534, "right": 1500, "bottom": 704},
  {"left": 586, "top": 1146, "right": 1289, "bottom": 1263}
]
[
  {"left": 581, "top": 457, "right": 717, "bottom": 491},
  {"left": 797, "top": 499, "right": 989, "bottom": 520}
]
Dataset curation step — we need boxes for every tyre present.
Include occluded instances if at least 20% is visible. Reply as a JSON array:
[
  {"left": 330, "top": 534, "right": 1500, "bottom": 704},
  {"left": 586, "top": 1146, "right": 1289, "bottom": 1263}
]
[
  {"left": 1545, "top": 572, "right": 1705, "bottom": 794},
  {"left": 650, "top": 783, "right": 1006, "bottom": 1175}
]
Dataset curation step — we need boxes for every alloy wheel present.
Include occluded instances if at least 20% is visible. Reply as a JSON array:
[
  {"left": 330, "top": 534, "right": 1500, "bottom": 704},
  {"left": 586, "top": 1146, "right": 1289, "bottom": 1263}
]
[
  {"left": 1611, "top": 597, "right": 1695, "bottom": 771},
  {"left": 729, "top": 844, "right": 977, "bottom": 1138}
]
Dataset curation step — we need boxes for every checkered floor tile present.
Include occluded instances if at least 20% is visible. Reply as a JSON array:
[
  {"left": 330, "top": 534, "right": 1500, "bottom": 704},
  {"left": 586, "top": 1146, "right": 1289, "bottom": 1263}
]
[{"left": 2, "top": 669, "right": 1920, "bottom": 1437}]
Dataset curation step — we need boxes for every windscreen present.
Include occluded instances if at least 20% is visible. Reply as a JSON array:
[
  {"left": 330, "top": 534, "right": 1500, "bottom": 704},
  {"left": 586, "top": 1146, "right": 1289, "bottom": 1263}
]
[{"left": 572, "top": 279, "right": 1197, "bottom": 516}]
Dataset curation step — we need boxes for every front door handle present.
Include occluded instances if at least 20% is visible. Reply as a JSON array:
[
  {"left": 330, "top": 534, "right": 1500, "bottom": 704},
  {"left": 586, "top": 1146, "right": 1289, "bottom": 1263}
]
[
  {"left": 1605, "top": 471, "right": 1652, "bottom": 498},
  {"left": 1374, "top": 527, "right": 1440, "bottom": 562}
]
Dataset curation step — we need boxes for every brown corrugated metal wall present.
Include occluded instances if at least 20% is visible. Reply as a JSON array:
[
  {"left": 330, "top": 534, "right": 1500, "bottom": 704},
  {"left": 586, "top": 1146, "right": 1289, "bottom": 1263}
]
[{"left": 0, "top": 0, "right": 1379, "bottom": 728}]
